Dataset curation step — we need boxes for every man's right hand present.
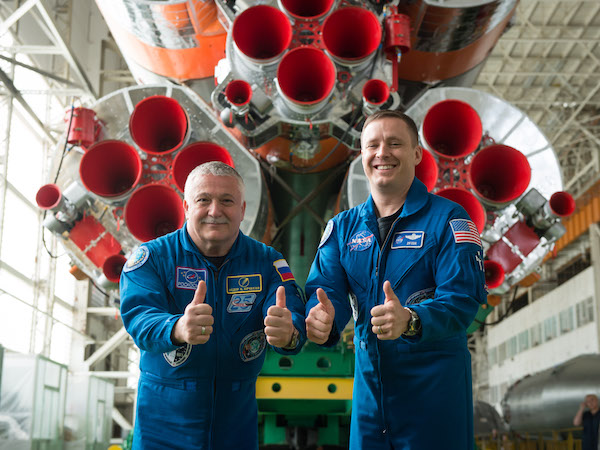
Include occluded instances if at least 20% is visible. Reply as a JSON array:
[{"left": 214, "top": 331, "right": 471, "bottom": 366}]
[
  {"left": 172, "top": 280, "right": 214, "bottom": 345},
  {"left": 306, "top": 288, "right": 335, "bottom": 344}
]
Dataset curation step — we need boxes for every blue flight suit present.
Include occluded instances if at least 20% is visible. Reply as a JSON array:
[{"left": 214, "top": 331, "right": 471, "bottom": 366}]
[
  {"left": 305, "top": 178, "right": 487, "bottom": 450},
  {"left": 120, "top": 225, "right": 306, "bottom": 450}
]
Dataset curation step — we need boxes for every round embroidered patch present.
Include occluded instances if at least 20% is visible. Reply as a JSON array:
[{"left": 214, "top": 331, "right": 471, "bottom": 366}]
[
  {"left": 239, "top": 330, "right": 266, "bottom": 362},
  {"left": 123, "top": 246, "right": 149, "bottom": 272},
  {"left": 319, "top": 220, "right": 334, "bottom": 248},
  {"left": 347, "top": 230, "right": 374, "bottom": 252},
  {"left": 163, "top": 344, "right": 192, "bottom": 367}
]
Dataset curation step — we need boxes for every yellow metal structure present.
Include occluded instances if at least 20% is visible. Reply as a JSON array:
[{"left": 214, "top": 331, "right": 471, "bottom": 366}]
[{"left": 256, "top": 376, "right": 353, "bottom": 400}]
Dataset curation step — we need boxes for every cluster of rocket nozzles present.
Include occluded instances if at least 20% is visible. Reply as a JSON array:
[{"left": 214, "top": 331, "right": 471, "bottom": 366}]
[
  {"left": 36, "top": 96, "right": 235, "bottom": 286},
  {"left": 415, "top": 99, "right": 575, "bottom": 290},
  {"left": 221, "top": 2, "right": 409, "bottom": 118}
]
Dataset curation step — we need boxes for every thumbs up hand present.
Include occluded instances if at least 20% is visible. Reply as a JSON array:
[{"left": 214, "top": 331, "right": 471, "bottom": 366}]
[
  {"left": 264, "top": 286, "right": 295, "bottom": 348},
  {"left": 171, "top": 280, "right": 214, "bottom": 345},
  {"left": 370, "top": 281, "right": 410, "bottom": 340},
  {"left": 306, "top": 288, "right": 336, "bottom": 344}
]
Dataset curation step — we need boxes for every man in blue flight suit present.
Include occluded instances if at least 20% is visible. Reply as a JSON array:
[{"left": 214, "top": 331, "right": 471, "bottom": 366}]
[
  {"left": 120, "top": 162, "right": 306, "bottom": 449},
  {"left": 305, "top": 110, "right": 487, "bottom": 449}
]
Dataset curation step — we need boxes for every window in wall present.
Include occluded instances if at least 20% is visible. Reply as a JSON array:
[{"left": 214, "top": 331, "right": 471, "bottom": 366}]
[
  {"left": 559, "top": 306, "right": 575, "bottom": 334},
  {"left": 498, "top": 342, "right": 507, "bottom": 364},
  {"left": 518, "top": 330, "right": 530, "bottom": 352},
  {"left": 576, "top": 297, "right": 594, "bottom": 327},
  {"left": 488, "top": 346, "right": 498, "bottom": 366},
  {"left": 507, "top": 336, "right": 518, "bottom": 358},
  {"left": 530, "top": 323, "right": 542, "bottom": 347},
  {"left": 543, "top": 316, "right": 558, "bottom": 342}
]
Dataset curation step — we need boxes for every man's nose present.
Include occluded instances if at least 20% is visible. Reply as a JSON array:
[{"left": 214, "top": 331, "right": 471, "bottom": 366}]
[
  {"left": 208, "top": 200, "right": 222, "bottom": 216},
  {"left": 375, "top": 143, "right": 388, "bottom": 158}
]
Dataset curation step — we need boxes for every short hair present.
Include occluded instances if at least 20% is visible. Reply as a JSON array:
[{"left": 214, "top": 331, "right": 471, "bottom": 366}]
[
  {"left": 361, "top": 110, "right": 419, "bottom": 147},
  {"left": 184, "top": 161, "right": 245, "bottom": 202}
]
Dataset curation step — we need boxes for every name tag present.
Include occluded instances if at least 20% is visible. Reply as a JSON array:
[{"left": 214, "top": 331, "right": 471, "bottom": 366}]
[
  {"left": 391, "top": 231, "right": 424, "bottom": 249},
  {"left": 227, "top": 274, "right": 262, "bottom": 294}
]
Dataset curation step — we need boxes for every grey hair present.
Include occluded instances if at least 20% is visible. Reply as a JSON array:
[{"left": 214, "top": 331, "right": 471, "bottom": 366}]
[{"left": 184, "top": 161, "right": 245, "bottom": 202}]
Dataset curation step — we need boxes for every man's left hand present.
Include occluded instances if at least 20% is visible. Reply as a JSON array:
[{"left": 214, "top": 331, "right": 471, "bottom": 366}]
[
  {"left": 370, "top": 280, "right": 411, "bottom": 340},
  {"left": 264, "top": 286, "right": 294, "bottom": 347}
]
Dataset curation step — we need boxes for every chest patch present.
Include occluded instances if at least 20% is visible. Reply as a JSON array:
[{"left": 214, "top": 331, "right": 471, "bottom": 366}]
[
  {"left": 228, "top": 293, "right": 257, "bottom": 313},
  {"left": 239, "top": 330, "right": 266, "bottom": 362},
  {"left": 227, "top": 274, "right": 262, "bottom": 293},
  {"left": 175, "top": 267, "right": 207, "bottom": 290},
  {"left": 391, "top": 231, "right": 424, "bottom": 249},
  {"left": 347, "top": 230, "right": 374, "bottom": 252},
  {"left": 163, "top": 344, "right": 191, "bottom": 367}
]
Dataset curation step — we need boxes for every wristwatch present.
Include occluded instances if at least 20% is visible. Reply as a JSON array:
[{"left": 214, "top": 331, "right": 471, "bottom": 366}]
[
  {"left": 282, "top": 327, "right": 300, "bottom": 350},
  {"left": 403, "top": 308, "right": 422, "bottom": 337}
]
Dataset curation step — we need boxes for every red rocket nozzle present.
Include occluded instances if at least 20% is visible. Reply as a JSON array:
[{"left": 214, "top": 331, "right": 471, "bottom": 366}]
[
  {"left": 103, "top": 254, "right": 127, "bottom": 283},
  {"left": 415, "top": 149, "right": 439, "bottom": 192},
  {"left": 124, "top": 184, "right": 185, "bottom": 242},
  {"left": 79, "top": 140, "right": 142, "bottom": 198},
  {"left": 484, "top": 260, "right": 505, "bottom": 289},
  {"left": 277, "top": 46, "right": 336, "bottom": 109},
  {"left": 423, "top": 100, "right": 483, "bottom": 159},
  {"left": 232, "top": 5, "right": 292, "bottom": 63},
  {"left": 549, "top": 191, "right": 575, "bottom": 217},
  {"left": 225, "top": 80, "right": 252, "bottom": 107},
  {"left": 172, "top": 142, "right": 235, "bottom": 192},
  {"left": 322, "top": 7, "right": 382, "bottom": 65},
  {"left": 436, "top": 187, "right": 486, "bottom": 233},
  {"left": 280, "top": 0, "right": 334, "bottom": 20},
  {"left": 129, "top": 96, "right": 188, "bottom": 155},
  {"left": 469, "top": 144, "right": 532, "bottom": 205},
  {"left": 362, "top": 79, "right": 390, "bottom": 106},
  {"left": 36, "top": 184, "right": 63, "bottom": 210}
]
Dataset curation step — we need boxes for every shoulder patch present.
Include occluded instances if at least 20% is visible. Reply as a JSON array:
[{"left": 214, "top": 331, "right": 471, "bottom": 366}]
[
  {"left": 273, "top": 259, "right": 295, "bottom": 282},
  {"left": 449, "top": 219, "right": 482, "bottom": 248},
  {"left": 123, "top": 246, "right": 149, "bottom": 272},
  {"left": 319, "top": 220, "right": 334, "bottom": 248}
]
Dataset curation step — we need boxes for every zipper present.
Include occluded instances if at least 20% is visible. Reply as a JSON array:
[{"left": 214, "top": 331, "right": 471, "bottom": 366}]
[{"left": 375, "top": 215, "right": 402, "bottom": 278}]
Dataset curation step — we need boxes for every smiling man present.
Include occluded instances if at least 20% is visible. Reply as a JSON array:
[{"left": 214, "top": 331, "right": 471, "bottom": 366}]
[
  {"left": 304, "top": 110, "right": 487, "bottom": 449},
  {"left": 120, "top": 162, "right": 306, "bottom": 450}
]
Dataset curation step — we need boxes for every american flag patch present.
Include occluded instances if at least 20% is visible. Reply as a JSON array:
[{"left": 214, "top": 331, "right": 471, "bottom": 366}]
[
  {"left": 273, "top": 259, "right": 295, "bottom": 282},
  {"left": 449, "top": 219, "right": 482, "bottom": 247}
]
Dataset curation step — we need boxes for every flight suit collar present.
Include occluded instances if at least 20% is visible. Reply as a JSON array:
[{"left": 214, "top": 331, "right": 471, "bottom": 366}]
[
  {"left": 179, "top": 223, "right": 243, "bottom": 263},
  {"left": 360, "top": 177, "right": 429, "bottom": 220}
]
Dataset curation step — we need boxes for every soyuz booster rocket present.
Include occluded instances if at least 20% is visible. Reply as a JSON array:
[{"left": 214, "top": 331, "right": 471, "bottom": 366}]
[{"left": 37, "top": 0, "right": 574, "bottom": 305}]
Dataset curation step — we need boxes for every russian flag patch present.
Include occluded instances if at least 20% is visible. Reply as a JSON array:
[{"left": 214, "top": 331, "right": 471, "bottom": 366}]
[{"left": 273, "top": 259, "right": 295, "bottom": 282}]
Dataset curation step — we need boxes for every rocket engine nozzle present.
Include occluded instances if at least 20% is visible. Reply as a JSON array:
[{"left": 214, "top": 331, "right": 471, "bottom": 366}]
[
  {"left": 422, "top": 100, "right": 482, "bottom": 159},
  {"left": 322, "top": 6, "right": 381, "bottom": 66},
  {"left": 362, "top": 79, "right": 390, "bottom": 115},
  {"left": 129, "top": 96, "right": 188, "bottom": 155},
  {"left": 172, "top": 142, "right": 235, "bottom": 192},
  {"left": 548, "top": 191, "right": 575, "bottom": 217},
  {"left": 232, "top": 5, "right": 292, "bottom": 65},
  {"left": 484, "top": 260, "right": 505, "bottom": 289},
  {"left": 36, "top": 183, "right": 64, "bottom": 212},
  {"left": 79, "top": 140, "right": 142, "bottom": 199},
  {"left": 415, "top": 149, "right": 439, "bottom": 192},
  {"left": 469, "top": 144, "right": 532, "bottom": 206},
  {"left": 103, "top": 254, "right": 127, "bottom": 283},
  {"left": 279, "top": 0, "right": 334, "bottom": 20},
  {"left": 124, "top": 184, "right": 185, "bottom": 242},
  {"left": 435, "top": 187, "right": 486, "bottom": 232},
  {"left": 225, "top": 80, "right": 252, "bottom": 115},
  {"left": 276, "top": 46, "right": 336, "bottom": 113},
  {"left": 531, "top": 191, "right": 575, "bottom": 232}
]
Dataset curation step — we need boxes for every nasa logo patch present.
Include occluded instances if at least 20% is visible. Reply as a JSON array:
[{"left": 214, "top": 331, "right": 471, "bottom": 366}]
[
  {"left": 391, "top": 231, "right": 424, "bottom": 249},
  {"left": 319, "top": 220, "right": 334, "bottom": 248},
  {"left": 176, "top": 267, "right": 207, "bottom": 290},
  {"left": 123, "top": 246, "right": 149, "bottom": 272},
  {"left": 239, "top": 330, "right": 266, "bottom": 362},
  {"left": 163, "top": 344, "right": 192, "bottom": 367},
  {"left": 227, "top": 293, "right": 256, "bottom": 313},
  {"left": 347, "top": 230, "right": 374, "bottom": 252}
]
